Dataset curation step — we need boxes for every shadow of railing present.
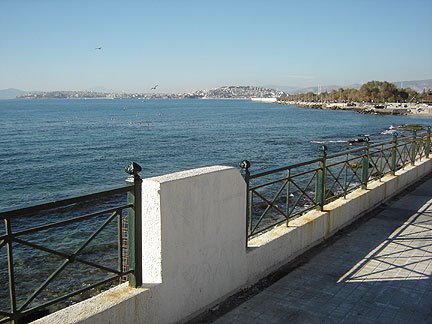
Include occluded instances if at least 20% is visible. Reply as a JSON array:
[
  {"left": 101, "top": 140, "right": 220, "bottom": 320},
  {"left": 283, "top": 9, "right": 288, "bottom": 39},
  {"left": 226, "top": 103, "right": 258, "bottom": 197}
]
[{"left": 337, "top": 198, "right": 432, "bottom": 284}]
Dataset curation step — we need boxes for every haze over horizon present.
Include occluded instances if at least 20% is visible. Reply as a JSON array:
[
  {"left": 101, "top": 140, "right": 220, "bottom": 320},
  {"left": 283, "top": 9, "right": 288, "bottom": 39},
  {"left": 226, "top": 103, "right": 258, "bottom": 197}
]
[{"left": 1, "top": 0, "right": 431, "bottom": 93}]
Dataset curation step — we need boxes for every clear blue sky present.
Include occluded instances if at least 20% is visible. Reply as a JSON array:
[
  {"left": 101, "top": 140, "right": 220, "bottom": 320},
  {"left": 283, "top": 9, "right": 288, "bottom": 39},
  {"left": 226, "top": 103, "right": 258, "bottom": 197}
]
[{"left": 1, "top": 0, "right": 431, "bottom": 93}]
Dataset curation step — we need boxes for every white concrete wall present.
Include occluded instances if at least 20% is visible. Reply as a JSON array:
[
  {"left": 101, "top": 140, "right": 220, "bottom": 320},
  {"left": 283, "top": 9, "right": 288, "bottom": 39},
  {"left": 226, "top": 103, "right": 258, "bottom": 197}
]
[
  {"left": 34, "top": 166, "right": 247, "bottom": 324},
  {"left": 141, "top": 166, "right": 247, "bottom": 323},
  {"left": 34, "top": 159, "right": 431, "bottom": 324}
]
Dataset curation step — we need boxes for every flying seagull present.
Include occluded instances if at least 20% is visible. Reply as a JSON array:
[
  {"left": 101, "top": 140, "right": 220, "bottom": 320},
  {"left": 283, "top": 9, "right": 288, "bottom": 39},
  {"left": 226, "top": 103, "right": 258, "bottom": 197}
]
[
  {"left": 150, "top": 85, "right": 158, "bottom": 90},
  {"left": 95, "top": 47, "right": 102, "bottom": 50}
]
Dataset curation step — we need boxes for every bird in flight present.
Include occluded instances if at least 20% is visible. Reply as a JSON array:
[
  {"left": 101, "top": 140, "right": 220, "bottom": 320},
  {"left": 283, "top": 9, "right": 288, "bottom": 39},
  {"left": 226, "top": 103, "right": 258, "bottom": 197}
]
[
  {"left": 150, "top": 85, "right": 158, "bottom": 90},
  {"left": 95, "top": 47, "right": 102, "bottom": 50}
]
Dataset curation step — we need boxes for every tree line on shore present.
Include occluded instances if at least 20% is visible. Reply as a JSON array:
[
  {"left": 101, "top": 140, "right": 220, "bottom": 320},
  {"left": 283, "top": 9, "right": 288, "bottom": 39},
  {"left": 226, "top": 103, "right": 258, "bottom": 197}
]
[{"left": 279, "top": 81, "right": 432, "bottom": 103}]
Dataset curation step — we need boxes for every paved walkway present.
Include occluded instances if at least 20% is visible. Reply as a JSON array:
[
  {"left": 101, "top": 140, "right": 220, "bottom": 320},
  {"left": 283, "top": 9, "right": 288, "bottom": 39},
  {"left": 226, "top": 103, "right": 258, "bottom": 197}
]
[{"left": 215, "top": 175, "right": 432, "bottom": 324}]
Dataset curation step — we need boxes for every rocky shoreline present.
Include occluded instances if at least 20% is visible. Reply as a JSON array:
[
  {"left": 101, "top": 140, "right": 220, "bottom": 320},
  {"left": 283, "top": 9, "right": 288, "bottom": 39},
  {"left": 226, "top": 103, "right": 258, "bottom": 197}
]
[{"left": 277, "top": 100, "right": 432, "bottom": 117}]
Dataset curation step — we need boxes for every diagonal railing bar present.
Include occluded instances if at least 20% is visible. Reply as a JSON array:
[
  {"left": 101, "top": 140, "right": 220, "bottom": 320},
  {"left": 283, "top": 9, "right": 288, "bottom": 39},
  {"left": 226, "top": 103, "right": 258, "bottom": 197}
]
[
  {"left": 249, "top": 177, "right": 288, "bottom": 191},
  {"left": 419, "top": 145, "right": 426, "bottom": 159},
  {"left": 0, "top": 186, "right": 132, "bottom": 220},
  {"left": 17, "top": 209, "right": 120, "bottom": 312},
  {"left": 250, "top": 219, "right": 288, "bottom": 238},
  {"left": 416, "top": 137, "right": 427, "bottom": 158},
  {"left": 250, "top": 168, "right": 319, "bottom": 234},
  {"left": 0, "top": 238, "right": 5, "bottom": 249},
  {"left": 394, "top": 144, "right": 404, "bottom": 167},
  {"left": 289, "top": 174, "right": 317, "bottom": 206},
  {"left": 287, "top": 193, "right": 311, "bottom": 217},
  {"left": 284, "top": 180, "right": 317, "bottom": 216},
  {"left": 288, "top": 198, "right": 316, "bottom": 218},
  {"left": 12, "top": 237, "right": 121, "bottom": 278},
  {"left": 343, "top": 163, "right": 363, "bottom": 187},
  {"left": 383, "top": 153, "right": 392, "bottom": 172},
  {"left": 344, "top": 154, "right": 350, "bottom": 196},
  {"left": 326, "top": 164, "right": 347, "bottom": 197},
  {"left": 378, "top": 149, "right": 392, "bottom": 170},
  {"left": 372, "top": 145, "right": 391, "bottom": 176},
  {"left": 249, "top": 158, "right": 322, "bottom": 179},
  {"left": 348, "top": 174, "right": 361, "bottom": 193},
  {"left": 326, "top": 158, "right": 366, "bottom": 201},
  {"left": 368, "top": 154, "right": 383, "bottom": 179},
  {"left": 249, "top": 167, "right": 317, "bottom": 191},
  {"left": 326, "top": 154, "right": 364, "bottom": 168},
  {"left": 12, "top": 204, "right": 132, "bottom": 238},
  {"left": 0, "top": 311, "right": 11, "bottom": 317},
  {"left": 17, "top": 274, "right": 129, "bottom": 322},
  {"left": 0, "top": 318, "right": 12, "bottom": 324},
  {"left": 253, "top": 178, "right": 289, "bottom": 215},
  {"left": 397, "top": 142, "right": 411, "bottom": 166},
  {"left": 251, "top": 190, "right": 288, "bottom": 234}
]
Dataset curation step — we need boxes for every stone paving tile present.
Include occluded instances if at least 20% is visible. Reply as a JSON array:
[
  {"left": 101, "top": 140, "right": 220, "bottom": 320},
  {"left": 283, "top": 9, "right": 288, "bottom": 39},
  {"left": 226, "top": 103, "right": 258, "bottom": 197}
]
[{"left": 214, "top": 176, "right": 432, "bottom": 324}]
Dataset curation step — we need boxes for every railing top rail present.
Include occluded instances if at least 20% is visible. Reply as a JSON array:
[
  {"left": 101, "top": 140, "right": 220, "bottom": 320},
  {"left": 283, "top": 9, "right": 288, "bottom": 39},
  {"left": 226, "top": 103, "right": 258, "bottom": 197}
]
[
  {"left": 0, "top": 203, "right": 133, "bottom": 241},
  {"left": 247, "top": 129, "right": 431, "bottom": 179},
  {"left": 326, "top": 137, "right": 400, "bottom": 159},
  {"left": 0, "top": 185, "right": 133, "bottom": 219},
  {"left": 249, "top": 157, "right": 321, "bottom": 179}
]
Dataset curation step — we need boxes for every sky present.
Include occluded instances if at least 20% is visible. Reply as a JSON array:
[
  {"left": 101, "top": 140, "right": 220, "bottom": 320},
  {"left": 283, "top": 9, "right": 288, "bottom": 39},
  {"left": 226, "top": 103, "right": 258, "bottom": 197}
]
[{"left": 1, "top": 0, "right": 432, "bottom": 93}]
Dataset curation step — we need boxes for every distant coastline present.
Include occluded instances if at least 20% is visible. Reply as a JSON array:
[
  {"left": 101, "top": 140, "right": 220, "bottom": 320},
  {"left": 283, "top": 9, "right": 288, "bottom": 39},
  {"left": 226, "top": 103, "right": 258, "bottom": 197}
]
[{"left": 12, "top": 86, "right": 284, "bottom": 101}]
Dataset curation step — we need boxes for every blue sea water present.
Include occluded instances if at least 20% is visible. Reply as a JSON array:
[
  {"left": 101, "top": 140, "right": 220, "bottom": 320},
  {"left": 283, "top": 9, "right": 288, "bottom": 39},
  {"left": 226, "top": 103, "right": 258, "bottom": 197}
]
[{"left": 0, "top": 99, "right": 431, "bottom": 211}]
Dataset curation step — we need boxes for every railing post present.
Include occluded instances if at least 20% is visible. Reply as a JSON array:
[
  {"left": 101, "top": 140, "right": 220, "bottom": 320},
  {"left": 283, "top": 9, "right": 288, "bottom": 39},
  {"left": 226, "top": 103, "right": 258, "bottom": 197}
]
[
  {"left": 316, "top": 145, "right": 327, "bottom": 211},
  {"left": 411, "top": 129, "right": 417, "bottom": 165},
  {"left": 240, "top": 160, "right": 251, "bottom": 242},
  {"left": 361, "top": 136, "right": 370, "bottom": 190},
  {"left": 125, "top": 162, "right": 142, "bottom": 287},
  {"left": 391, "top": 133, "right": 398, "bottom": 175},
  {"left": 426, "top": 126, "right": 431, "bottom": 159}
]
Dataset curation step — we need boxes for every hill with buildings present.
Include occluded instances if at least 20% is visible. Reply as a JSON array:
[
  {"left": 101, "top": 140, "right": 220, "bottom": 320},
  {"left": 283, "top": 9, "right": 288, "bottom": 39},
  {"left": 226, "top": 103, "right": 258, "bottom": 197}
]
[{"left": 15, "top": 86, "right": 285, "bottom": 100}]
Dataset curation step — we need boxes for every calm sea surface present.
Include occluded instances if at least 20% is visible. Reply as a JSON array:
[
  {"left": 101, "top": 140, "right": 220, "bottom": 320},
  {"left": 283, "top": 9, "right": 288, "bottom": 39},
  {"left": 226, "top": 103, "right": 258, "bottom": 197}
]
[{"left": 1, "top": 99, "right": 431, "bottom": 211}]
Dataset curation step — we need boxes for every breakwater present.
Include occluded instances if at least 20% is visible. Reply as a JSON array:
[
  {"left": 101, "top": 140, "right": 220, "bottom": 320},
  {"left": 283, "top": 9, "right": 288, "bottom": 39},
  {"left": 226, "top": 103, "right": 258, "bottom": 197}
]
[{"left": 277, "top": 100, "right": 432, "bottom": 116}]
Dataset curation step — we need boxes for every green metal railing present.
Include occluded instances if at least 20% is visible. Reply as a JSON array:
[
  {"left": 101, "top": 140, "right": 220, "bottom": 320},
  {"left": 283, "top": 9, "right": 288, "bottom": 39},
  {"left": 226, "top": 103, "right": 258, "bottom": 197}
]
[
  {"left": 0, "top": 162, "right": 142, "bottom": 324},
  {"left": 241, "top": 127, "right": 432, "bottom": 240}
]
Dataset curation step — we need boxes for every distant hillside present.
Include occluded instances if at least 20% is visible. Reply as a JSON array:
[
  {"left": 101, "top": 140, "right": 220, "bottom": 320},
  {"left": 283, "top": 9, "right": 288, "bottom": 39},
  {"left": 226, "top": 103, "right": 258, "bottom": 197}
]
[
  {"left": 86, "top": 86, "right": 113, "bottom": 93},
  {"left": 394, "top": 79, "right": 432, "bottom": 92},
  {"left": 187, "top": 86, "right": 285, "bottom": 99},
  {"left": 0, "top": 88, "right": 26, "bottom": 99}
]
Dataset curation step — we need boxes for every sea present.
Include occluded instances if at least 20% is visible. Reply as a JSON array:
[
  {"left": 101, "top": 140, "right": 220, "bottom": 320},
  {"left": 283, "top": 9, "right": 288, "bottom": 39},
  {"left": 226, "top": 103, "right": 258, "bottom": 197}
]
[{"left": 1, "top": 98, "right": 431, "bottom": 211}]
